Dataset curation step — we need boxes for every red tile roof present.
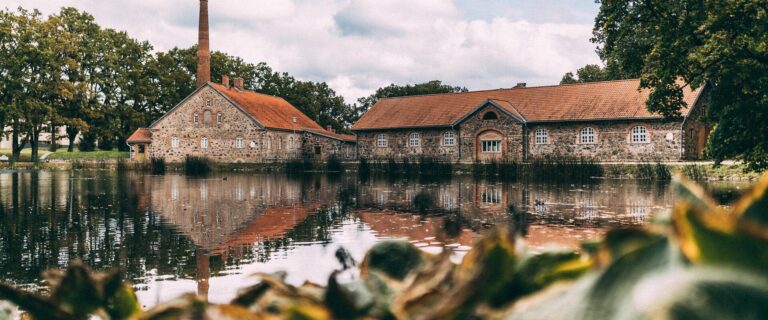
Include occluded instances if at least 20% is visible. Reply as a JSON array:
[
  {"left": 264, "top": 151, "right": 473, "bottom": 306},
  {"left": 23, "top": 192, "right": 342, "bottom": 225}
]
[
  {"left": 352, "top": 79, "right": 704, "bottom": 130},
  {"left": 127, "top": 128, "right": 152, "bottom": 144},
  {"left": 211, "top": 83, "right": 324, "bottom": 132},
  {"left": 305, "top": 128, "right": 357, "bottom": 142}
]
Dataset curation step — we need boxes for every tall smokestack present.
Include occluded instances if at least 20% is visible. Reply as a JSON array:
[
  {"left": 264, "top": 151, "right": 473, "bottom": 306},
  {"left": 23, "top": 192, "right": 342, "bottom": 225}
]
[{"left": 196, "top": 0, "right": 211, "bottom": 88}]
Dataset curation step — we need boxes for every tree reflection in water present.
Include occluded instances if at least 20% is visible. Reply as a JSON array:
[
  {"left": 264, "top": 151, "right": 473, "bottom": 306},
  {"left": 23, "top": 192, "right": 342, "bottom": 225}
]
[{"left": 0, "top": 170, "right": 744, "bottom": 305}]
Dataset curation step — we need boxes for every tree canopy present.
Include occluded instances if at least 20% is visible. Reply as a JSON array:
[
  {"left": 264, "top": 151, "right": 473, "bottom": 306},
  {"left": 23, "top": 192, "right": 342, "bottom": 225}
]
[{"left": 568, "top": 0, "right": 767, "bottom": 170}]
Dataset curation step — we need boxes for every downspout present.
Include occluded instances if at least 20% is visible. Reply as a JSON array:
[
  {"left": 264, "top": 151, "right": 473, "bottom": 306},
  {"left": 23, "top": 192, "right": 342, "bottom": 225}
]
[
  {"left": 126, "top": 142, "right": 133, "bottom": 160},
  {"left": 456, "top": 125, "right": 462, "bottom": 163},
  {"left": 679, "top": 115, "right": 687, "bottom": 161},
  {"left": 523, "top": 123, "right": 529, "bottom": 162}
]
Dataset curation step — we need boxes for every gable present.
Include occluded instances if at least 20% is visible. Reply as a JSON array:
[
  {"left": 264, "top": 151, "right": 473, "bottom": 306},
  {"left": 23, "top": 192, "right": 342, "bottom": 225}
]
[{"left": 150, "top": 84, "right": 262, "bottom": 129}]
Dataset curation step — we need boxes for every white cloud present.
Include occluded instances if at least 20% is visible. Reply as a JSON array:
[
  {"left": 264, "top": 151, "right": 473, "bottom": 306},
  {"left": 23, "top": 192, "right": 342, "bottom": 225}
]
[{"left": 1, "top": 0, "right": 602, "bottom": 102}]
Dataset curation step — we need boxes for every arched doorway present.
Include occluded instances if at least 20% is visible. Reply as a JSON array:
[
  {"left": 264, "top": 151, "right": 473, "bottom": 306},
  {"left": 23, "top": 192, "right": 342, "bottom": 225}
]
[{"left": 476, "top": 130, "right": 504, "bottom": 162}]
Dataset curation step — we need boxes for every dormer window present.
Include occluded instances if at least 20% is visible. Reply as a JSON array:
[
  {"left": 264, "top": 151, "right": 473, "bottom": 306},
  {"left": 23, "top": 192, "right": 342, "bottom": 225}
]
[{"left": 482, "top": 111, "right": 498, "bottom": 120}]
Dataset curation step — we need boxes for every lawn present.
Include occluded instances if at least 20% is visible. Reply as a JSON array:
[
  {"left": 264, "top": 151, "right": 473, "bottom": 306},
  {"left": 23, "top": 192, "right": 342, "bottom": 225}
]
[{"left": 0, "top": 148, "right": 129, "bottom": 162}]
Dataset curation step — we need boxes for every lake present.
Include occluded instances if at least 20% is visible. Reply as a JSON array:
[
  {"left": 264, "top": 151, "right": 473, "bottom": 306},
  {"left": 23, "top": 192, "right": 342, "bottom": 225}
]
[{"left": 0, "top": 170, "right": 747, "bottom": 308}]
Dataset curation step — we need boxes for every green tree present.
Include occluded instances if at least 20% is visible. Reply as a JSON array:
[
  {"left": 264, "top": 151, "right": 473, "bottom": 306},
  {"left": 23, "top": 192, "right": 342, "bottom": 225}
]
[
  {"left": 151, "top": 47, "right": 356, "bottom": 132},
  {"left": 6, "top": 8, "right": 76, "bottom": 161},
  {"left": 592, "top": 0, "right": 768, "bottom": 170},
  {"left": 560, "top": 64, "right": 611, "bottom": 84},
  {"left": 355, "top": 80, "right": 468, "bottom": 117}
]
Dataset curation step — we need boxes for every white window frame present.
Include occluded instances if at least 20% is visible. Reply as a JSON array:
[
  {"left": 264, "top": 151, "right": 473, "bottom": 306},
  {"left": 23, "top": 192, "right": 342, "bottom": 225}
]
[
  {"left": 535, "top": 128, "right": 548, "bottom": 144},
  {"left": 217, "top": 112, "right": 222, "bottom": 126},
  {"left": 409, "top": 132, "right": 420, "bottom": 147},
  {"left": 580, "top": 127, "right": 596, "bottom": 144},
  {"left": 481, "top": 140, "right": 501, "bottom": 153},
  {"left": 193, "top": 113, "right": 199, "bottom": 126},
  {"left": 205, "top": 98, "right": 211, "bottom": 107},
  {"left": 172, "top": 136, "right": 179, "bottom": 149},
  {"left": 377, "top": 134, "right": 387, "bottom": 147},
  {"left": 443, "top": 131, "right": 455, "bottom": 146},
  {"left": 200, "top": 137, "right": 208, "bottom": 149},
  {"left": 631, "top": 126, "right": 649, "bottom": 143},
  {"left": 235, "top": 137, "right": 244, "bottom": 149}
]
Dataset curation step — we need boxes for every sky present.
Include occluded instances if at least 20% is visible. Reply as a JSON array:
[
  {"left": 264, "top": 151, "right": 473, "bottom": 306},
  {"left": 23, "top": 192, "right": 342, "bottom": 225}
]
[{"left": 1, "top": 0, "right": 603, "bottom": 102}]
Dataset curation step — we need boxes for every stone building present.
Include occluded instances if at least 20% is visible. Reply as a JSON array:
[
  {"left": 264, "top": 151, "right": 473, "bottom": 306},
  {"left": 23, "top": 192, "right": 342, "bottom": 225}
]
[
  {"left": 127, "top": 79, "right": 355, "bottom": 163},
  {"left": 352, "top": 80, "right": 709, "bottom": 163},
  {"left": 127, "top": 0, "right": 354, "bottom": 163}
]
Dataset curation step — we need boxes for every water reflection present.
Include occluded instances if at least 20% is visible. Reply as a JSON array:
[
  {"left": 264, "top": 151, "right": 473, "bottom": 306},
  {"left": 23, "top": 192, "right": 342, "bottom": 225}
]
[{"left": 0, "top": 170, "right": 746, "bottom": 306}]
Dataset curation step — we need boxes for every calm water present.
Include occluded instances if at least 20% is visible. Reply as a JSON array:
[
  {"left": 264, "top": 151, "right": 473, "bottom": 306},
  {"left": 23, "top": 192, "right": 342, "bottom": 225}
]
[{"left": 0, "top": 170, "right": 747, "bottom": 308}]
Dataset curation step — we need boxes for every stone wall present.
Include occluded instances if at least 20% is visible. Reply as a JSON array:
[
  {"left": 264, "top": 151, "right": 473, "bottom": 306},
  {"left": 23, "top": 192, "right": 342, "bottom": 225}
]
[
  {"left": 355, "top": 128, "right": 459, "bottom": 161},
  {"left": 146, "top": 86, "right": 302, "bottom": 163},
  {"left": 527, "top": 120, "right": 683, "bottom": 161}
]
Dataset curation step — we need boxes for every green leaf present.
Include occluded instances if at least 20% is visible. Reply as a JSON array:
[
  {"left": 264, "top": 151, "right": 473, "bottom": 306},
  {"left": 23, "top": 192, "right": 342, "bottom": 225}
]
[
  {"left": 673, "top": 202, "right": 768, "bottom": 275},
  {"left": 360, "top": 241, "right": 426, "bottom": 281},
  {"left": 732, "top": 174, "right": 768, "bottom": 226},
  {"left": 105, "top": 283, "right": 141, "bottom": 319}
]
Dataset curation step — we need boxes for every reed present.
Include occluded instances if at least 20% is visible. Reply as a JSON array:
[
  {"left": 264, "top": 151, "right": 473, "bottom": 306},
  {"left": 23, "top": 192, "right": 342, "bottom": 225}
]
[
  {"left": 184, "top": 156, "right": 212, "bottom": 175},
  {"left": 150, "top": 157, "right": 166, "bottom": 175}
]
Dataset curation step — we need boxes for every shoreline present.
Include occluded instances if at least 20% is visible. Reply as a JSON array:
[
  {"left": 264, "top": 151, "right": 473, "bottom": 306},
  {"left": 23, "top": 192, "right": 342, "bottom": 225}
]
[{"left": 0, "top": 159, "right": 761, "bottom": 181}]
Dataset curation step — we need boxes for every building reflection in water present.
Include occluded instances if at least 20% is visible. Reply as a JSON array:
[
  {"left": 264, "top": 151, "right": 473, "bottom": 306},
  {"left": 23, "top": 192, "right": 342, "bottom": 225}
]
[{"left": 0, "top": 170, "right": 725, "bottom": 306}]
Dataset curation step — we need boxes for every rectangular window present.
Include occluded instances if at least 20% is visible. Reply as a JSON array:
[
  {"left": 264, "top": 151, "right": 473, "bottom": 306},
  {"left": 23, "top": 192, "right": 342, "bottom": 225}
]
[
  {"left": 377, "top": 134, "right": 387, "bottom": 147},
  {"left": 235, "top": 137, "right": 244, "bottom": 149},
  {"left": 443, "top": 131, "right": 455, "bottom": 146},
  {"left": 172, "top": 136, "right": 179, "bottom": 148},
  {"left": 481, "top": 140, "right": 501, "bottom": 153},
  {"left": 200, "top": 137, "right": 208, "bottom": 149},
  {"left": 217, "top": 113, "right": 222, "bottom": 125},
  {"left": 409, "top": 133, "right": 420, "bottom": 147},
  {"left": 194, "top": 113, "right": 199, "bottom": 126},
  {"left": 535, "top": 129, "right": 548, "bottom": 144}
]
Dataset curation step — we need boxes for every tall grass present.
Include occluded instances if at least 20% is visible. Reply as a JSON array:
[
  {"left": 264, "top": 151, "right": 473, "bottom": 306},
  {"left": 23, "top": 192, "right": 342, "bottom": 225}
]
[
  {"left": 151, "top": 157, "right": 166, "bottom": 175},
  {"left": 184, "top": 156, "right": 212, "bottom": 176},
  {"left": 682, "top": 164, "right": 708, "bottom": 181},
  {"left": 326, "top": 155, "right": 342, "bottom": 172},
  {"left": 636, "top": 161, "right": 671, "bottom": 180},
  {"left": 363, "top": 156, "right": 454, "bottom": 177}
]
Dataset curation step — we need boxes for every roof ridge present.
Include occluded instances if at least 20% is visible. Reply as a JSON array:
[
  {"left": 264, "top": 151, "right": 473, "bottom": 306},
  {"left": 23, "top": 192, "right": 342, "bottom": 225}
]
[
  {"left": 376, "top": 78, "right": 641, "bottom": 101},
  {"left": 210, "top": 82, "right": 284, "bottom": 100}
]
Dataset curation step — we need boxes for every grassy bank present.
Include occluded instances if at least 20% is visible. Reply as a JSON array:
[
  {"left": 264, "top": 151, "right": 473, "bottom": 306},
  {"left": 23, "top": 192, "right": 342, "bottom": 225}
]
[
  {"left": 0, "top": 148, "right": 129, "bottom": 162},
  {"left": 47, "top": 149, "right": 129, "bottom": 160}
]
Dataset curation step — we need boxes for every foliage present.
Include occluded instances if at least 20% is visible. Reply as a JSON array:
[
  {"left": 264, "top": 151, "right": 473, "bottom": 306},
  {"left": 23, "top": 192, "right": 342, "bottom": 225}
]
[
  {"left": 591, "top": 0, "right": 768, "bottom": 171},
  {"left": 559, "top": 64, "right": 614, "bottom": 84},
  {"left": 3, "top": 174, "right": 768, "bottom": 319},
  {"left": 355, "top": 80, "right": 468, "bottom": 118}
]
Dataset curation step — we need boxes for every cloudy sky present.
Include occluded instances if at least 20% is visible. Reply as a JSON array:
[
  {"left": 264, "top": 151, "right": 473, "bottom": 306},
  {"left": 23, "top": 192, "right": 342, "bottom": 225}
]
[{"left": 2, "top": 0, "right": 602, "bottom": 102}]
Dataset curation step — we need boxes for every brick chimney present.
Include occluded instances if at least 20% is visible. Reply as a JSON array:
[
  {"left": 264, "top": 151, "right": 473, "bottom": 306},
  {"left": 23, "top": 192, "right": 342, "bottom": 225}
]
[
  {"left": 222, "top": 75, "right": 230, "bottom": 88},
  {"left": 196, "top": 0, "right": 211, "bottom": 88},
  {"left": 233, "top": 77, "right": 244, "bottom": 91}
]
